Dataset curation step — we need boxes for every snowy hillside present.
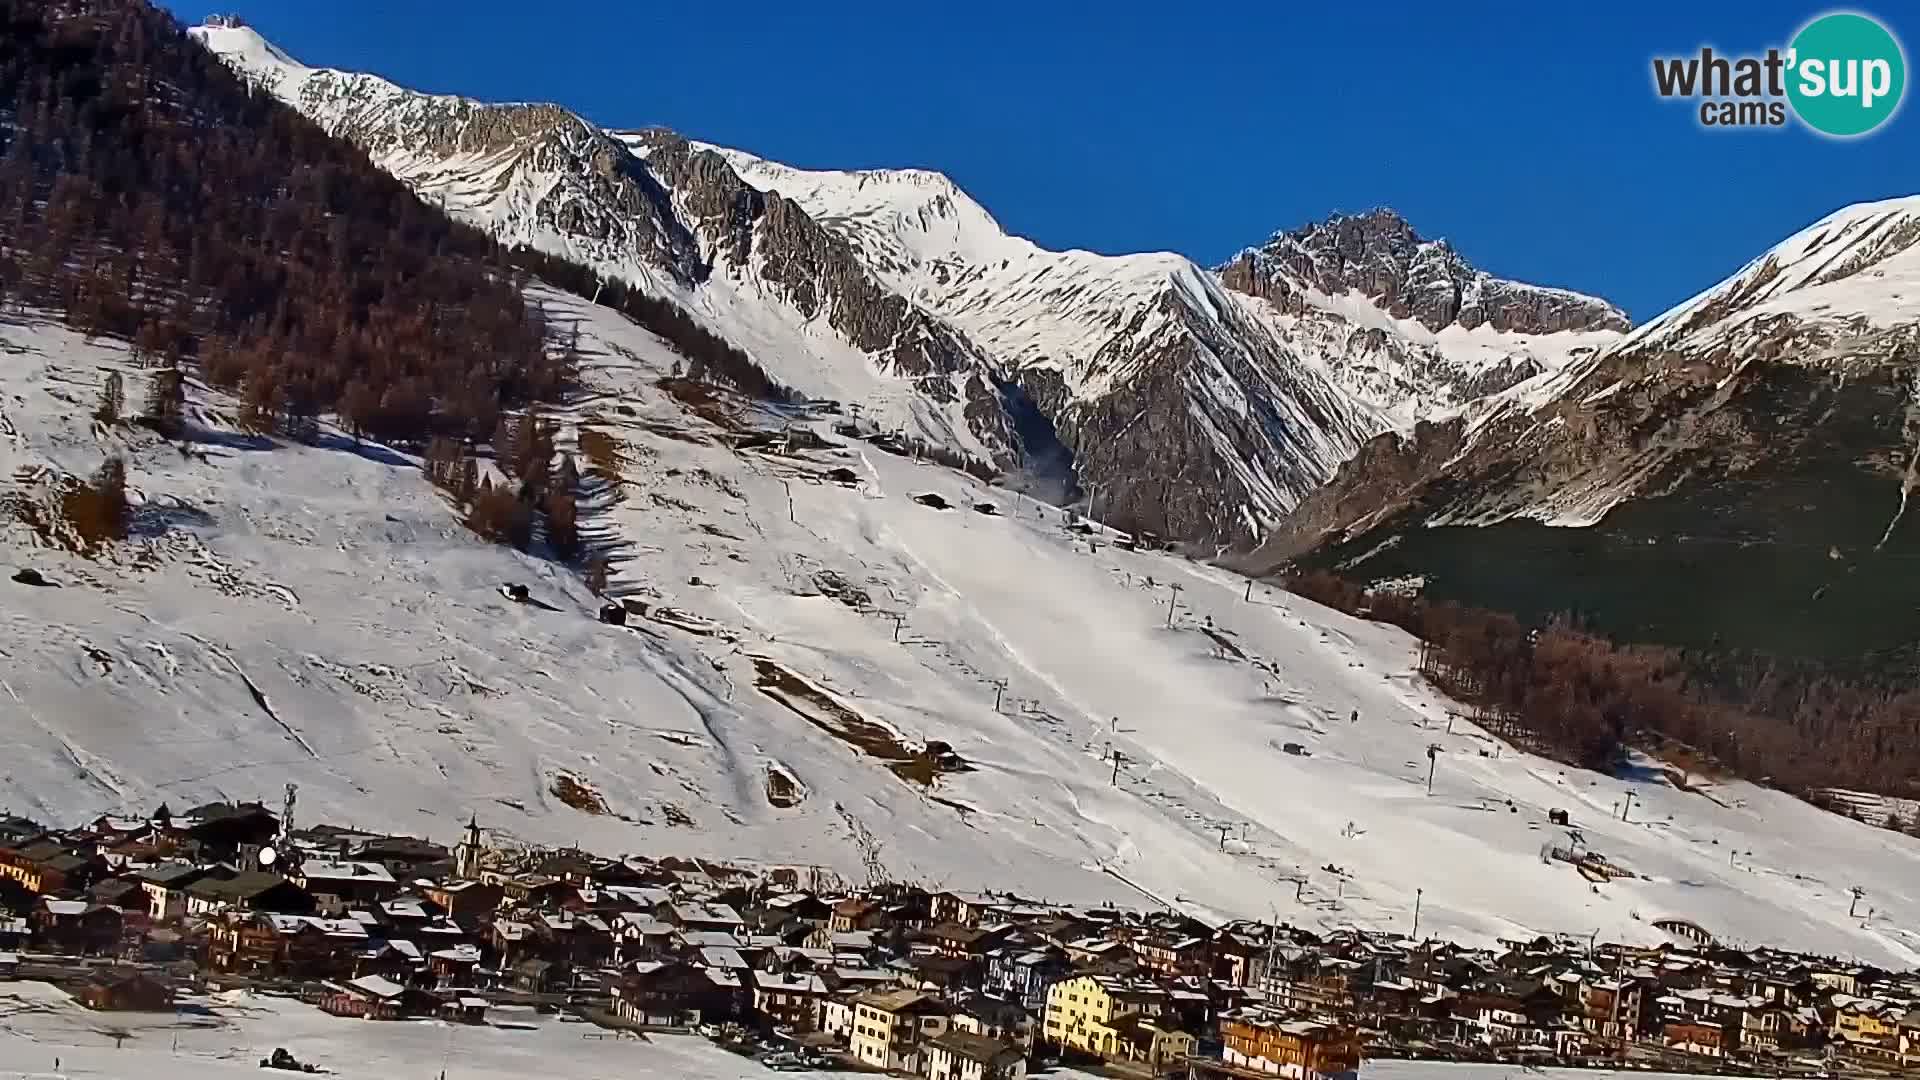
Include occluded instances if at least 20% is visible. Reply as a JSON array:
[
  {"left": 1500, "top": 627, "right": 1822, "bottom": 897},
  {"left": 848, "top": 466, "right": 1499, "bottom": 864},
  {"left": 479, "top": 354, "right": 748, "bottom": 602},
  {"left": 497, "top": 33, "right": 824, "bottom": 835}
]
[{"left": 5, "top": 295, "right": 1920, "bottom": 967}]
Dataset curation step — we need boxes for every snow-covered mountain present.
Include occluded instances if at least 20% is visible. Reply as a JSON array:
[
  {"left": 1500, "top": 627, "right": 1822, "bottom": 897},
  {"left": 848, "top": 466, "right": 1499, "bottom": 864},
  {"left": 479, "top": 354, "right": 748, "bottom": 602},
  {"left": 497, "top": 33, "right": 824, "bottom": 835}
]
[
  {"left": 664, "top": 142, "right": 1397, "bottom": 542},
  {"left": 188, "top": 22, "right": 1627, "bottom": 547},
  {"left": 1248, "top": 195, "right": 1920, "bottom": 666},
  {"left": 188, "top": 22, "right": 1014, "bottom": 471},
  {"left": 8, "top": 294, "right": 1920, "bottom": 966},
  {"left": 1219, "top": 209, "right": 1628, "bottom": 425}
]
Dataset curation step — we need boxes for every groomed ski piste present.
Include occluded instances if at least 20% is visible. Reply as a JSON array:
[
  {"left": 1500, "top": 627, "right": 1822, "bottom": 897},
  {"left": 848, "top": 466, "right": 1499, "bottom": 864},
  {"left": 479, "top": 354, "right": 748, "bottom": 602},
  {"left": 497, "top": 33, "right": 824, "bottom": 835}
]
[
  {"left": 0, "top": 979, "right": 1726, "bottom": 1079},
  {"left": 3, "top": 286, "right": 1920, "bottom": 971}
]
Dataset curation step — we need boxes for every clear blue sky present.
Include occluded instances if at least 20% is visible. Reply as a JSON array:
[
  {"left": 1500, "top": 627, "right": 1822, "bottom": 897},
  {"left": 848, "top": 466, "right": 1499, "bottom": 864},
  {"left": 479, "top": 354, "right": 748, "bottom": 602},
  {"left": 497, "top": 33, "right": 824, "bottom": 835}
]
[{"left": 165, "top": 1, "right": 1916, "bottom": 321}]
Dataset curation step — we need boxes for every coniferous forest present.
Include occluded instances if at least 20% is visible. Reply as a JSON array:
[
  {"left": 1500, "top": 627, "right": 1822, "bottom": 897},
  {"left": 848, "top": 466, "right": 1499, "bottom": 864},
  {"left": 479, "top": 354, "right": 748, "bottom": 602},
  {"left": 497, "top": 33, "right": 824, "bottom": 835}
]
[
  {"left": 1286, "top": 570, "right": 1920, "bottom": 816},
  {"left": 0, "top": 0, "right": 567, "bottom": 444}
]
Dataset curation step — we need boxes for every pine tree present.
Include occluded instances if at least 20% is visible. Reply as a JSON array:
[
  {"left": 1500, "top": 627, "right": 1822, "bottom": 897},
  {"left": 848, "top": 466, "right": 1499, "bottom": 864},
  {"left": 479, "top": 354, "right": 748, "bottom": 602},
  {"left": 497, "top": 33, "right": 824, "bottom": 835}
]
[
  {"left": 544, "top": 490, "right": 580, "bottom": 561},
  {"left": 512, "top": 413, "right": 553, "bottom": 496},
  {"left": 94, "top": 371, "right": 123, "bottom": 424},
  {"left": 491, "top": 415, "right": 519, "bottom": 479},
  {"left": 339, "top": 380, "right": 380, "bottom": 444},
  {"left": 238, "top": 376, "right": 277, "bottom": 436},
  {"left": 423, "top": 437, "right": 463, "bottom": 493},
  {"left": 142, "top": 364, "right": 184, "bottom": 437},
  {"left": 456, "top": 457, "right": 479, "bottom": 504},
  {"left": 58, "top": 454, "right": 129, "bottom": 550},
  {"left": 465, "top": 487, "right": 533, "bottom": 550}
]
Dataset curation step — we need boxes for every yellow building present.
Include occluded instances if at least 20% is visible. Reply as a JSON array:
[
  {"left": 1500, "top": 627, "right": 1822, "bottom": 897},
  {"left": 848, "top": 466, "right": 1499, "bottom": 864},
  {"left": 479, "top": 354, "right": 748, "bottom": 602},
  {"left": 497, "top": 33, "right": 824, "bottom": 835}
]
[
  {"left": 1043, "top": 975, "right": 1193, "bottom": 1068},
  {"left": 1833, "top": 998, "right": 1899, "bottom": 1058},
  {"left": 850, "top": 988, "right": 952, "bottom": 1072}
]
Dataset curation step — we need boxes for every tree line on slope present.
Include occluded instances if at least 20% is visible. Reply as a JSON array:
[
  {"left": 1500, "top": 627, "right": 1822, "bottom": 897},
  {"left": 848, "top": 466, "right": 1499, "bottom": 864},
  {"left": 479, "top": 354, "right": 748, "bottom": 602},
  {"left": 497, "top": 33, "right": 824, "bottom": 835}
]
[
  {"left": 1285, "top": 570, "right": 1920, "bottom": 817},
  {"left": 0, "top": 0, "right": 566, "bottom": 448},
  {"left": 503, "top": 246, "right": 800, "bottom": 404}
]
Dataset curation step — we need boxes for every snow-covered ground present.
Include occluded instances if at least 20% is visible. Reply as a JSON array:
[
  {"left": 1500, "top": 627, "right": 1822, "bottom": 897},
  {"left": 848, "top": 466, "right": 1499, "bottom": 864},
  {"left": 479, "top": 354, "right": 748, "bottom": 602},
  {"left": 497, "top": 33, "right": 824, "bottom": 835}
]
[
  {"left": 3, "top": 293, "right": 1920, "bottom": 966},
  {"left": 0, "top": 980, "right": 824, "bottom": 1080},
  {"left": 0, "top": 981, "right": 1722, "bottom": 1080}
]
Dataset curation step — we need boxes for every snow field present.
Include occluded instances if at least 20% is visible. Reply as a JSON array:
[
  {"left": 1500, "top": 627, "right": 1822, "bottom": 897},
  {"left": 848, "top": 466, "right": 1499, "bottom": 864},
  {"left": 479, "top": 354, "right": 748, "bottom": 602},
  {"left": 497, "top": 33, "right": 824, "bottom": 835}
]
[{"left": 3, "top": 288, "right": 1920, "bottom": 967}]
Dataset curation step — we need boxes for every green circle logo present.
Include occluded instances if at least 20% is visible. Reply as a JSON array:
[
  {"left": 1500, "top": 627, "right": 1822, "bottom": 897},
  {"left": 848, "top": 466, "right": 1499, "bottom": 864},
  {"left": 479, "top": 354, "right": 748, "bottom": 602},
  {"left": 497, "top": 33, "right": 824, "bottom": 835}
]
[{"left": 1787, "top": 12, "right": 1906, "bottom": 137}]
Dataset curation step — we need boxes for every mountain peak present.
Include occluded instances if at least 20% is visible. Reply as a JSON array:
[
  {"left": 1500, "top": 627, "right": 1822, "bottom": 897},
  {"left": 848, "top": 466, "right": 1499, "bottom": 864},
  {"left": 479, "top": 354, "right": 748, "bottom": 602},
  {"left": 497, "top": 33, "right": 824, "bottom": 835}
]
[
  {"left": 189, "top": 16, "right": 307, "bottom": 77},
  {"left": 1222, "top": 207, "right": 1628, "bottom": 336}
]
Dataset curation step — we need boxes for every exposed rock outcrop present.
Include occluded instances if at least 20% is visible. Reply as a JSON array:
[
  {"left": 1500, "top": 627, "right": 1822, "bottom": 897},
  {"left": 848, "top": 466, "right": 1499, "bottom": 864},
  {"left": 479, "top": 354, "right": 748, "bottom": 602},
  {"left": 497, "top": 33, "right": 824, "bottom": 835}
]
[{"left": 1221, "top": 209, "right": 1629, "bottom": 335}]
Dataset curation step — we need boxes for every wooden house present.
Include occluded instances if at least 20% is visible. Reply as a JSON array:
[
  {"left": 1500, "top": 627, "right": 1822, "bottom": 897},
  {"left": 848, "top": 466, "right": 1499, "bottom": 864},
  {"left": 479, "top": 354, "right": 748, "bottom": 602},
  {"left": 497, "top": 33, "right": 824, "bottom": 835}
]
[
  {"left": 1219, "top": 1010, "right": 1365, "bottom": 1080},
  {"left": 925, "top": 1029, "right": 1027, "bottom": 1080},
  {"left": 614, "top": 960, "right": 740, "bottom": 1028},
  {"left": 77, "top": 969, "right": 174, "bottom": 1012},
  {"left": 33, "top": 899, "right": 122, "bottom": 954},
  {"left": 318, "top": 975, "right": 411, "bottom": 1020}
]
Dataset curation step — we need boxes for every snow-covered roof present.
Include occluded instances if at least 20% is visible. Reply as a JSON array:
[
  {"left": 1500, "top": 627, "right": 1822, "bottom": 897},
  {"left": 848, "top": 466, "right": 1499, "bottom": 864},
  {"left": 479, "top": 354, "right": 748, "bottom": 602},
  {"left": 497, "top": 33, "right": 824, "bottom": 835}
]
[
  {"left": 699, "top": 946, "right": 749, "bottom": 971},
  {"left": 300, "top": 859, "right": 396, "bottom": 884},
  {"left": 755, "top": 972, "right": 827, "bottom": 994},
  {"left": 671, "top": 902, "right": 744, "bottom": 926},
  {"left": 347, "top": 974, "right": 406, "bottom": 999}
]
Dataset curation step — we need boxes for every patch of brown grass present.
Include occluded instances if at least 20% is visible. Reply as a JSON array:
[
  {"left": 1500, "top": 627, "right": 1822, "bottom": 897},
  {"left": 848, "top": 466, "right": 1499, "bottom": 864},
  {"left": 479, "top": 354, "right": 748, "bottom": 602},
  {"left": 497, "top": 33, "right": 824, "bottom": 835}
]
[
  {"left": 751, "top": 658, "right": 972, "bottom": 788},
  {"left": 550, "top": 773, "right": 609, "bottom": 815},
  {"left": 578, "top": 428, "right": 626, "bottom": 484}
]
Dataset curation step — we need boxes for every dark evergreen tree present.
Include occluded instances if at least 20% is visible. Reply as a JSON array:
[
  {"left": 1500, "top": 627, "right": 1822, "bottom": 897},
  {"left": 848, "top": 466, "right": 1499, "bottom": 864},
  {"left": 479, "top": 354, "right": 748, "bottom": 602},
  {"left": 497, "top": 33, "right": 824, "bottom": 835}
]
[
  {"left": 94, "top": 371, "right": 122, "bottom": 423},
  {"left": 142, "top": 364, "right": 184, "bottom": 437},
  {"left": 544, "top": 490, "right": 580, "bottom": 561}
]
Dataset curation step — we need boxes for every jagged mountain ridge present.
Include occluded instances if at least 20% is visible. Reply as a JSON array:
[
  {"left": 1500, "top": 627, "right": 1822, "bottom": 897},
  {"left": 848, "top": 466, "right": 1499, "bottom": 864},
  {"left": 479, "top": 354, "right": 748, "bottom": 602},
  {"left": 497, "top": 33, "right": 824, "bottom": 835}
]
[
  {"left": 190, "top": 20, "right": 1627, "bottom": 546},
  {"left": 680, "top": 143, "right": 1390, "bottom": 541},
  {"left": 190, "top": 22, "right": 1014, "bottom": 469},
  {"left": 1246, "top": 195, "right": 1920, "bottom": 667},
  {"left": 1218, "top": 209, "right": 1629, "bottom": 425},
  {"left": 1223, "top": 208, "right": 1630, "bottom": 336},
  {"left": 675, "top": 147, "right": 1629, "bottom": 541}
]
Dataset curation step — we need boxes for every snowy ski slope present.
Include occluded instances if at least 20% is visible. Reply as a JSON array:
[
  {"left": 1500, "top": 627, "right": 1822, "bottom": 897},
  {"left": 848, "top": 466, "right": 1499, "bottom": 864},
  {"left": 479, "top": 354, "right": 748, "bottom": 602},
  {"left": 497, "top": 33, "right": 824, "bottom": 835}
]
[{"left": 3, "top": 294, "right": 1920, "bottom": 966}]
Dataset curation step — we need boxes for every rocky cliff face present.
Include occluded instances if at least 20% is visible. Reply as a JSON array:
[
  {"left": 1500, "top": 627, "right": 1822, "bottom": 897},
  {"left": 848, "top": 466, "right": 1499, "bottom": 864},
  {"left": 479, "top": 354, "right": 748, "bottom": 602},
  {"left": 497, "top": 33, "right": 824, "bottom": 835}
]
[
  {"left": 1242, "top": 197, "right": 1920, "bottom": 668},
  {"left": 623, "top": 130, "right": 1008, "bottom": 440},
  {"left": 1221, "top": 209, "right": 1630, "bottom": 335},
  {"left": 1218, "top": 210, "right": 1628, "bottom": 426},
  {"left": 698, "top": 148, "right": 1394, "bottom": 545}
]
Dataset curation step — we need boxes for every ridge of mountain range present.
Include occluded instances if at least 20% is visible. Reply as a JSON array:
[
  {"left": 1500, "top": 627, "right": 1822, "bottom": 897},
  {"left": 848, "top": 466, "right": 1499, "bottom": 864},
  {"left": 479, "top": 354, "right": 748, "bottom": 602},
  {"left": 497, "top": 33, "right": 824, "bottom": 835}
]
[{"left": 190, "top": 20, "right": 1627, "bottom": 549}]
